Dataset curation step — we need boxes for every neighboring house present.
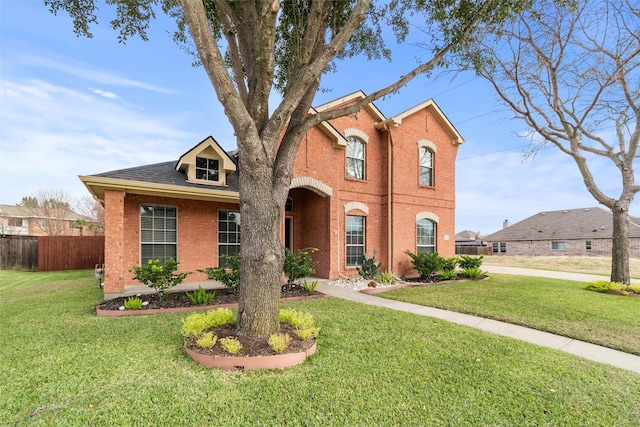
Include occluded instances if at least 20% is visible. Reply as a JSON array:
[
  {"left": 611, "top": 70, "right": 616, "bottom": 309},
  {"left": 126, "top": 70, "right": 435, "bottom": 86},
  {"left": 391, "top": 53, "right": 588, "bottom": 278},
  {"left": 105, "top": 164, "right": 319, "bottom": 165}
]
[
  {"left": 80, "top": 91, "right": 463, "bottom": 298},
  {"left": 454, "top": 230, "right": 490, "bottom": 255},
  {"left": 0, "top": 204, "right": 97, "bottom": 237},
  {"left": 483, "top": 207, "right": 640, "bottom": 257}
]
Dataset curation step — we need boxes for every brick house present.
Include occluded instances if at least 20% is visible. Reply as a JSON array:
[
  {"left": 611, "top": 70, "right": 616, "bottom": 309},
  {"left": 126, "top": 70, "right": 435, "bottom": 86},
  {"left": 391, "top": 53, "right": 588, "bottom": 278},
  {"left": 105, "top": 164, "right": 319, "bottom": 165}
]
[
  {"left": 0, "top": 204, "right": 97, "bottom": 237},
  {"left": 483, "top": 207, "right": 640, "bottom": 257},
  {"left": 80, "top": 91, "right": 463, "bottom": 299}
]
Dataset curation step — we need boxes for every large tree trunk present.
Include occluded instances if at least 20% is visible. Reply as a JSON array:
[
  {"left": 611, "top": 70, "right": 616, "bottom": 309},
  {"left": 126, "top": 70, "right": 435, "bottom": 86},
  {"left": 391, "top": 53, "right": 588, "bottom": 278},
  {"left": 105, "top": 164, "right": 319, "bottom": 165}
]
[
  {"left": 236, "top": 143, "right": 288, "bottom": 339},
  {"left": 610, "top": 201, "right": 631, "bottom": 286}
]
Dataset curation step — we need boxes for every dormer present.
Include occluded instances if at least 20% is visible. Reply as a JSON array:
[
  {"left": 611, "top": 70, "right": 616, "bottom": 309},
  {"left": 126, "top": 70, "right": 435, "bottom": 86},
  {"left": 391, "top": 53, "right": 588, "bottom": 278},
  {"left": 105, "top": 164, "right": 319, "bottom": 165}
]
[{"left": 175, "top": 136, "right": 237, "bottom": 186}]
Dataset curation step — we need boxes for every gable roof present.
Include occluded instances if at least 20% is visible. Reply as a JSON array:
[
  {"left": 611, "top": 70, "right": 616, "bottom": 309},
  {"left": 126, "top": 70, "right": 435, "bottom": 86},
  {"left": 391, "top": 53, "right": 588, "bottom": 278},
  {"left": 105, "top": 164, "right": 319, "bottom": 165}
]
[
  {"left": 483, "top": 207, "right": 640, "bottom": 241},
  {"left": 376, "top": 99, "right": 464, "bottom": 145},
  {"left": 0, "top": 204, "right": 89, "bottom": 221},
  {"left": 175, "top": 135, "right": 237, "bottom": 174},
  {"left": 314, "top": 90, "right": 386, "bottom": 122}
]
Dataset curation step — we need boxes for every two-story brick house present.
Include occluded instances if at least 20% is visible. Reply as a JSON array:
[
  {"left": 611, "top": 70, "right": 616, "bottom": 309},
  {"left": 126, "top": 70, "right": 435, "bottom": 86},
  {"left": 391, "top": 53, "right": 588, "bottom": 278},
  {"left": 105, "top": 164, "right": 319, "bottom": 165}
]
[{"left": 80, "top": 91, "right": 463, "bottom": 299}]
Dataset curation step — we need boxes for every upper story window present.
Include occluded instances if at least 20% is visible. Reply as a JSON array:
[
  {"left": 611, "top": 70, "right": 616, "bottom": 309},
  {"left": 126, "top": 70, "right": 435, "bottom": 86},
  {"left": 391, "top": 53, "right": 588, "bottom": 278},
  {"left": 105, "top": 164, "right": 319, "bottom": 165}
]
[
  {"left": 419, "top": 147, "right": 434, "bottom": 186},
  {"left": 195, "top": 157, "right": 219, "bottom": 182},
  {"left": 346, "top": 136, "right": 365, "bottom": 180}
]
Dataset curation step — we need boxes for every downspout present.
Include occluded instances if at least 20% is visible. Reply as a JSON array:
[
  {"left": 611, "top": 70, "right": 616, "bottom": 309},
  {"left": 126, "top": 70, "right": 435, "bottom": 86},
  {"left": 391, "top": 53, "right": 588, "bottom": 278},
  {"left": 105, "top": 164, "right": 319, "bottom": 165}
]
[{"left": 386, "top": 126, "right": 393, "bottom": 275}]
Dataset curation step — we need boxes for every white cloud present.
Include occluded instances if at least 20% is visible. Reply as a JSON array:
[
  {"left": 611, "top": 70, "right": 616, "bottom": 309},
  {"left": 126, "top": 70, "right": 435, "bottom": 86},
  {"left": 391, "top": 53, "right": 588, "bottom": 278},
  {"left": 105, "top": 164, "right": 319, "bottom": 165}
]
[{"left": 90, "top": 88, "right": 120, "bottom": 100}]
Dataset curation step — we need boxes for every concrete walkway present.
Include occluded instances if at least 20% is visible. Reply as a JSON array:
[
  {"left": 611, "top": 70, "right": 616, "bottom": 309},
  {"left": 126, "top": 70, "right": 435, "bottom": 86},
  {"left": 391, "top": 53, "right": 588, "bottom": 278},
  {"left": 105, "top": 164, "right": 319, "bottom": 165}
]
[{"left": 315, "top": 266, "right": 640, "bottom": 375}]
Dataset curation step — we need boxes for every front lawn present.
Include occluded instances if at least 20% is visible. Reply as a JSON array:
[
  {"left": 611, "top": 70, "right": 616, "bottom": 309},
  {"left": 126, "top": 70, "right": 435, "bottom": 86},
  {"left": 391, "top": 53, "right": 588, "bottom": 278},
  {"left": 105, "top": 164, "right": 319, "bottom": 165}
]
[
  {"left": 1, "top": 270, "right": 639, "bottom": 426},
  {"left": 380, "top": 274, "right": 640, "bottom": 355}
]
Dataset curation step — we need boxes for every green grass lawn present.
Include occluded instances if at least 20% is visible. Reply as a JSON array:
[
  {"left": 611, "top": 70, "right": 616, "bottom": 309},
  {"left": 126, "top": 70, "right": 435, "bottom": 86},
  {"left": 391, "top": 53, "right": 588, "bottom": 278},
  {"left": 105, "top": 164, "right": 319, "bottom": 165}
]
[
  {"left": 1, "top": 270, "right": 640, "bottom": 426},
  {"left": 381, "top": 274, "right": 640, "bottom": 355}
]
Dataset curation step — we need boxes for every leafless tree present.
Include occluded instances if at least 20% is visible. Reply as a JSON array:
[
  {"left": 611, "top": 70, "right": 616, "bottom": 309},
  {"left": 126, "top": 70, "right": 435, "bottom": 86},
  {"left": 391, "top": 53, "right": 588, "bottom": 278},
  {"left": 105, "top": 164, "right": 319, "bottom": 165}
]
[
  {"left": 20, "top": 188, "right": 77, "bottom": 236},
  {"left": 469, "top": 0, "right": 640, "bottom": 285}
]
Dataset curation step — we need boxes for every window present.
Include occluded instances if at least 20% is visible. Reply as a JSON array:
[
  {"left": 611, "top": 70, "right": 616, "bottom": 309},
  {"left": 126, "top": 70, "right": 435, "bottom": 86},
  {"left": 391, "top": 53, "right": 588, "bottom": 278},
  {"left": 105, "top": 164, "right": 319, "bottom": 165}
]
[
  {"left": 285, "top": 197, "right": 294, "bottom": 212},
  {"left": 195, "top": 157, "right": 219, "bottom": 181},
  {"left": 8, "top": 218, "right": 23, "bottom": 227},
  {"left": 218, "top": 210, "right": 241, "bottom": 266},
  {"left": 492, "top": 242, "right": 506, "bottom": 253},
  {"left": 346, "top": 215, "right": 365, "bottom": 266},
  {"left": 586, "top": 240, "right": 592, "bottom": 250},
  {"left": 140, "top": 205, "right": 177, "bottom": 264},
  {"left": 417, "top": 219, "right": 436, "bottom": 253},
  {"left": 552, "top": 241, "right": 566, "bottom": 250},
  {"left": 69, "top": 220, "right": 81, "bottom": 229},
  {"left": 346, "top": 136, "right": 365, "bottom": 179},
  {"left": 419, "top": 147, "right": 434, "bottom": 186}
]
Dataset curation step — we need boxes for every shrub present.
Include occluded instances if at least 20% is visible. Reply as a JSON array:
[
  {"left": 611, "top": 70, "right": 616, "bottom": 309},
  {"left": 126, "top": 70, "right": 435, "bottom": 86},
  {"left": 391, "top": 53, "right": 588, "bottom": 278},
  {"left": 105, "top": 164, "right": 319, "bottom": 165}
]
[
  {"left": 439, "top": 269, "right": 459, "bottom": 280},
  {"left": 461, "top": 267, "right": 485, "bottom": 279},
  {"left": 181, "top": 308, "right": 235, "bottom": 338},
  {"left": 130, "top": 258, "right": 191, "bottom": 297},
  {"left": 219, "top": 337, "right": 242, "bottom": 355},
  {"left": 196, "top": 332, "right": 217, "bottom": 349},
  {"left": 283, "top": 247, "right": 318, "bottom": 289},
  {"left": 374, "top": 271, "right": 398, "bottom": 285},
  {"left": 302, "top": 280, "right": 318, "bottom": 293},
  {"left": 295, "top": 326, "right": 319, "bottom": 341},
  {"left": 123, "top": 296, "right": 143, "bottom": 310},
  {"left": 585, "top": 280, "right": 627, "bottom": 294},
  {"left": 279, "top": 308, "right": 315, "bottom": 329},
  {"left": 357, "top": 250, "right": 382, "bottom": 280},
  {"left": 185, "top": 286, "right": 215, "bottom": 305},
  {"left": 442, "top": 257, "right": 459, "bottom": 272},
  {"left": 198, "top": 255, "right": 240, "bottom": 294},
  {"left": 630, "top": 284, "right": 640, "bottom": 294},
  {"left": 458, "top": 254, "right": 483, "bottom": 270},
  {"left": 404, "top": 250, "right": 444, "bottom": 280},
  {"left": 268, "top": 333, "right": 292, "bottom": 354}
]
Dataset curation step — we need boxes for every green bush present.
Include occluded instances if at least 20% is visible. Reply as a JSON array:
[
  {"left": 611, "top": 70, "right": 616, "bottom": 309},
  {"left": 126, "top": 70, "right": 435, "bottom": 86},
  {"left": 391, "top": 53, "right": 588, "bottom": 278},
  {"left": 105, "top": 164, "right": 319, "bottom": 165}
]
[
  {"left": 123, "top": 296, "right": 143, "bottom": 310},
  {"left": 198, "top": 254, "right": 241, "bottom": 294},
  {"left": 181, "top": 308, "right": 235, "bottom": 338},
  {"left": 439, "top": 269, "right": 459, "bottom": 280},
  {"left": 219, "top": 337, "right": 242, "bottom": 355},
  {"left": 196, "top": 332, "right": 217, "bottom": 349},
  {"left": 442, "top": 257, "right": 459, "bottom": 272},
  {"left": 268, "top": 333, "right": 292, "bottom": 354},
  {"left": 185, "top": 286, "right": 215, "bottom": 305},
  {"left": 630, "top": 284, "right": 640, "bottom": 294},
  {"left": 295, "top": 326, "right": 320, "bottom": 341},
  {"left": 130, "top": 258, "right": 191, "bottom": 297},
  {"left": 302, "top": 280, "right": 318, "bottom": 293},
  {"left": 374, "top": 271, "right": 398, "bottom": 285},
  {"left": 461, "top": 267, "right": 485, "bottom": 279},
  {"left": 585, "top": 280, "right": 627, "bottom": 294},
  {"left": 404, "top": 250, "right": 444, "bottom": 280},
  {"left": 279, "top": 308, "right": 315, "bottom": 329},
  {"left": 357, "top": 250, "right": 382, "bottom": 280},
  {"left": 458, "top": 254, "right": 483, "bottom": 270},
  {"left": 283, "top": 247, "right": 318, "bottom": 289}
]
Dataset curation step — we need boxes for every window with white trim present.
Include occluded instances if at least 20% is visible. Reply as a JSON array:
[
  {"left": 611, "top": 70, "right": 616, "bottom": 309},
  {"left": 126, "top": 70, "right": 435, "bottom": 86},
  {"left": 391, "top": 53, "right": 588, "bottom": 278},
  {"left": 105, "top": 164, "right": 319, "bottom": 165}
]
[
  {"left": 346, "top": 215, "right": 365, "bottom": 266},
  {"left": 417, "top": 218, "right": 436, "bottom": 253},
  {"left": 195, "top": 157, "right": 219, "bottom": 182},
  {"left": 552, "top": 241, "right": 566, "bottom": 250},
  {"left": 419, "top": 147, "right": 434, "bottom": 186},
  {"left": 586, "top": 240, "right": 592, "bottom": 250},
  {"left": 346, "top": 136, "right": 365, "bottom": 179},
  {"left": 218, "top": 210, "right": 241, "bottom": 266},
  {"left": 492, "top": 242, "right": 507, "bottom": 253},
  {"left": 140, "top": 204, "right": 177, "bottom": 264}
]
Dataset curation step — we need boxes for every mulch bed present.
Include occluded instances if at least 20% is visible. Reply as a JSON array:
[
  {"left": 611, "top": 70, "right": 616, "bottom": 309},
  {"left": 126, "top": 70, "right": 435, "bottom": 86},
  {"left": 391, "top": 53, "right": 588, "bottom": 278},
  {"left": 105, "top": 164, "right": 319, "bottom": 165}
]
[
  {"left": 97, "top": 285, "right": 325, "bottom": 311},
  {"left": 185, "top": 323, "right": 314, "bottom": 358}
]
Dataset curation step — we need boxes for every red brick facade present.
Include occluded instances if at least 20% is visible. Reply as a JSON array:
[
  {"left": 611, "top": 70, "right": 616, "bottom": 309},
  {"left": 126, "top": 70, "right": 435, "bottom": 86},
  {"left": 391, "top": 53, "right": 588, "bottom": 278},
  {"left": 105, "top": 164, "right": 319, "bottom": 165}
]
[{"left": 89, "top": 93, "right": 462, "bottom": 298}]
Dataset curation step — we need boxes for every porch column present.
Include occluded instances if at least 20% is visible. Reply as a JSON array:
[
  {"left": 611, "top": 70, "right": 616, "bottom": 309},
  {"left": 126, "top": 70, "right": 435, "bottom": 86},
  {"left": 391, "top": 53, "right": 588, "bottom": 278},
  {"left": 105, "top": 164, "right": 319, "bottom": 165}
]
[{"left": 103, "top": 189, "right": 125, "bottom": 295}]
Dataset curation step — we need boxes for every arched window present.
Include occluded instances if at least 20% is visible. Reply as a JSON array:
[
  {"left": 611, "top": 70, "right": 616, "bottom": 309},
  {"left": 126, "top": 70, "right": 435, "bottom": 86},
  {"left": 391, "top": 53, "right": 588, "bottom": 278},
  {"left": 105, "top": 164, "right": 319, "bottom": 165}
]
[
  {"left": 417, "top": 218, "right": 436, "bottom": 253},
  {"left": 419, "top": 147, "right": 434, "bottom": 186},
  {"left": 346, "top": 136, "right": 365, "bottom": 179}
]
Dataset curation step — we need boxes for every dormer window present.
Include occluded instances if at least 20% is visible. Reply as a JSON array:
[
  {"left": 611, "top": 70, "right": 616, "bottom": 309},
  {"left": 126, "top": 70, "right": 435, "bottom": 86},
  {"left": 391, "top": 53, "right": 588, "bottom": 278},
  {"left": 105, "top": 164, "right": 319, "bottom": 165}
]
[{"left": 196, "top": 157, "right": 219, "bottom": 182}]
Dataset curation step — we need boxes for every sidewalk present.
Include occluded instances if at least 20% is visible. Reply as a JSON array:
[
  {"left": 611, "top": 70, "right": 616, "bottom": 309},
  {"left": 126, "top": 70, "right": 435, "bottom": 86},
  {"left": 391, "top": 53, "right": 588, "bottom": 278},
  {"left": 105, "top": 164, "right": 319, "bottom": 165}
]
[{"left": 315, "top": 268, "right": 640, "bottom": 375}]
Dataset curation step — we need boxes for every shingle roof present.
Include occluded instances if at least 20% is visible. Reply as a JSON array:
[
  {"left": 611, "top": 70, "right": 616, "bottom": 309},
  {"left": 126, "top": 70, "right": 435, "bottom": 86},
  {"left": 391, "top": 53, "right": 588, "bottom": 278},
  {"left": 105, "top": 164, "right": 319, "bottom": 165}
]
[
  {"left": 0, "top": 204, "right": 89, "bottom": 220},
  {"left": 483, "top": 207, "right": 640, "bottom": 241},
  {"left": 92, "top": 160, "right": 239, "bottom": 193}
]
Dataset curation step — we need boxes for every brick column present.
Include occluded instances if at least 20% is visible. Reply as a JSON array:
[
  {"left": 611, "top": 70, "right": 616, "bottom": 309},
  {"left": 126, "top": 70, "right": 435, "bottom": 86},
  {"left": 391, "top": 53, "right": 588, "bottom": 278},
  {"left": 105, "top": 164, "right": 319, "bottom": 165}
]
[{"left": 103, "top": 190, "right": 125, "bottom": 295}]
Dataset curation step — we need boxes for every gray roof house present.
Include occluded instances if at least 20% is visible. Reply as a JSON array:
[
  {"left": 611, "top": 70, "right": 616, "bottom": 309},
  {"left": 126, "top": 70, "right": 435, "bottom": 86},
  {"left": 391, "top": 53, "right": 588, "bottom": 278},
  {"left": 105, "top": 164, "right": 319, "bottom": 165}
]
[{"left": 483, "top": 207, "right": 640, "bottom": 257}]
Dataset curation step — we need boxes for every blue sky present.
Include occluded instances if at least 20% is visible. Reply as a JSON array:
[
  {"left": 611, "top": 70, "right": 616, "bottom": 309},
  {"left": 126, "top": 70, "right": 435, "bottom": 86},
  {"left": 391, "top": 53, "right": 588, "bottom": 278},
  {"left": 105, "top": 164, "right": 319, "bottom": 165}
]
[{"left": 1, "top": 1, "right": 636, "bottom": 236}]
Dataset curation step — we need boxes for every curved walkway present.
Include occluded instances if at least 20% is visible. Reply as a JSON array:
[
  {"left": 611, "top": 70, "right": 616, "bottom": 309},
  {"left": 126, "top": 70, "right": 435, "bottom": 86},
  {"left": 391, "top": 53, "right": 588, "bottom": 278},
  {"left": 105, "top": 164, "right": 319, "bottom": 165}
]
[{"left": 315, "top": 267, "right": 640, "bottom": 375}]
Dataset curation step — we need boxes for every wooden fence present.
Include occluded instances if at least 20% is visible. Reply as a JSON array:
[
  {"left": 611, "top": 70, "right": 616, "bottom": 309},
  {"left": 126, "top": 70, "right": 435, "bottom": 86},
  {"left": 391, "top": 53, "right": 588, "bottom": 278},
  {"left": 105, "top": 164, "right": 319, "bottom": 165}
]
[
  {"left": 0, "top": 235, "right": 105, "bottom": 271},
  {"left": 455, "top": 245, "right": 493, "bottom": 256}
]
